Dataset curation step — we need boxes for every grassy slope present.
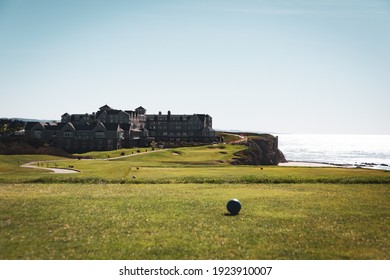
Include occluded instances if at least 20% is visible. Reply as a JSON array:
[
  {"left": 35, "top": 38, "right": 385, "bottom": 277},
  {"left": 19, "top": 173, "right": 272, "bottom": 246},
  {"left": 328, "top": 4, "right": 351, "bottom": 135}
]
[
  {"left": 73, "top": 147, "right": 155, "bottom": 159},
  {"left": 0, "top": 146, "right": 389, "bottom": 259},
  {"left": 1, "top": 145, "right": 389, "bottom": 184},
  {"left": 0, "top": 155, "right": 70, "bottom": 181}
]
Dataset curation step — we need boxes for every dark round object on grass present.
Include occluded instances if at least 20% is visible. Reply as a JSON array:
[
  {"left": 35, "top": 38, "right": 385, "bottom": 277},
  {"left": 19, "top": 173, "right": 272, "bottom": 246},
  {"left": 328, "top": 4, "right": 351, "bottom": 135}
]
[{"left": 227, "top": 199, "right": 241, "bottom": 215}]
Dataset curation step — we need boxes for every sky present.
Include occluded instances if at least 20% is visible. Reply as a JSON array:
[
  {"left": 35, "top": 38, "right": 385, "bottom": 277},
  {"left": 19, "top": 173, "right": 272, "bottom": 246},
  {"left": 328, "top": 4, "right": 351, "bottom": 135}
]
[{"left": 1, "top": 0, "right": 389, "bottom": 134}]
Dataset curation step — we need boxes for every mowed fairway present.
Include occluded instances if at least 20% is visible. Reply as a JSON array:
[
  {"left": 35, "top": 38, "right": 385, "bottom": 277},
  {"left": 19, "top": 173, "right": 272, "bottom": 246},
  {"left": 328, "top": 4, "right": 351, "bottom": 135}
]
[{"left": 0, "top": 145, "right": 389, "bottom": 259}]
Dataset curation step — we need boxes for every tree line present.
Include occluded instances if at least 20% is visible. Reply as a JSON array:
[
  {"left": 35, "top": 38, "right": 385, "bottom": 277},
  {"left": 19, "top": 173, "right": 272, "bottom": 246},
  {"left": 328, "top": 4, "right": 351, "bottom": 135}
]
[{"left": 0, "top": 119, "right": 25, "bottom": 135}]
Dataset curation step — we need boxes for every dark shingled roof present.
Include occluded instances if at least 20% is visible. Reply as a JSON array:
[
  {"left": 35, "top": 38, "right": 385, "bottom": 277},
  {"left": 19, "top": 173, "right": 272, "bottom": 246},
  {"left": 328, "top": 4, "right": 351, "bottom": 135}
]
[
  {"left": 196, "top": 114, "right": 206, "bottom": 123},
  {"left": 96, "top": 110, "right": 105, "bottom": 118},
  {"left": 45, "top": 124, "right": 61, "bottom": 131},
  {"left": 25, "top": 122, "right": 38, "bottom": 130},
  {"left": 103, "top": 123, "right": 121, "bottom": 131},
  {"left": 70, "top": 114, "right": 88, "bottom": 122},
  {"left": 53, "top": 123, "right": 66, "bottom": 130},
  {"left": 106, "top": 109, "right": 125, "bottom": 115},
  {"left": 73, "top": 124, "right": 96, "bottom": 131},
  {"left": 99, "top": 104, "right": 113, "bottom": 111},
  {"left": 25, "top": 121, "right": 62, "bottom": 131}
]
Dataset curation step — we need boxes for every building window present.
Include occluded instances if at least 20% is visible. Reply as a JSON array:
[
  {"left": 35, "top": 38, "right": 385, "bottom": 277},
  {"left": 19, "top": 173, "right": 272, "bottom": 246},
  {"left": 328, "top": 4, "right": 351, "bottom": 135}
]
[
  {"left": 78, "top": 133, "right": 88, "bottom": 140},
  {"left": 63, "top": 131, "right": 74, "bottom": 138},
  {"left": 95, "top": 132, "right": 105, "bottom": 138},
  {"left": 33, "top": 130, "right": 42, "bottom": 139}
]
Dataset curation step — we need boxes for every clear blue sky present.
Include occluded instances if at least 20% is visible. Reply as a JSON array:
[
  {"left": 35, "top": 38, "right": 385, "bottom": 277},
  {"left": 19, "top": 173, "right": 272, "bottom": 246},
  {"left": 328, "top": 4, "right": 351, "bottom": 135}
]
[{"left": 1, "top": 0, "right": 389, "bottom": 134}]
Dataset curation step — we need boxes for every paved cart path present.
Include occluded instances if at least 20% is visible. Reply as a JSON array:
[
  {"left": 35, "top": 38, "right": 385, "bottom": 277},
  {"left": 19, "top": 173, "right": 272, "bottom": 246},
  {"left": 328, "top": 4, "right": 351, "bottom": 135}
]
[
  {"left": 20, "top": 149, "right": 165, "bottom": 174},
  {"left": 21, "top": 161, "right": 80, "bottom": 174}
]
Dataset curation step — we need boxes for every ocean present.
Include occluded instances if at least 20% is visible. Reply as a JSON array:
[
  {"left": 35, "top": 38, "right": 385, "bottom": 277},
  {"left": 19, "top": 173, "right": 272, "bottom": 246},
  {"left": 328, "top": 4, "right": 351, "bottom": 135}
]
[{"left": 277, "top": 134, "right": 390, "bottom": 171}]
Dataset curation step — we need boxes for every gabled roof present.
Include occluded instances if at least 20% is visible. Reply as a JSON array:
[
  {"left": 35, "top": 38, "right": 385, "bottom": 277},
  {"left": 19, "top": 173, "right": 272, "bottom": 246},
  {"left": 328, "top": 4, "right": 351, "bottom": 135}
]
[
  {"left": 45, "top": 123, "right": 61, "bottom": 131},
  {"left": 61, "top": 122, "right": 76, "bottom": 131},
  {"left": 25, "top": 122, "right": 41, "bottom": 130},
  {"left": 106, "top": 109, "right": 127, "bottom": 115},
  {"left": 68, "top": 114, "right": 89, "bottom": 123},
  {"left": 96, "top": 110, "right": 106, "bottom": 118},
  {"left": 99, "top": 104, "right": 113, "bottom": 111},
  {"left": 188, "top": 114, "right": 201, "bottom": 122},
  {"left": 73, "top": 124, "right": 95, "bottom": 131},
  {"left": 52, "top": 123, "right": 66, "bottom": 130},
  {"left": 94, "top": 122, "right": 106, "bottom": 131},
  {"left": 26, "top": 121, "right": 62, "bottom": 131},
  {"left": 96, "top": 110, "right": 130, "bottom": 118},
  {"left": 103, "top": 123, "right": 121, "bottom": 131}
]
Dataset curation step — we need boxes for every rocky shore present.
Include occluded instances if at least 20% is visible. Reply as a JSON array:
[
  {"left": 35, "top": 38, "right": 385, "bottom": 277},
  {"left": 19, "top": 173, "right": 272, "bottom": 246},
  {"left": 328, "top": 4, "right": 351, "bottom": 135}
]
[
  {"left": 219, "top": 132, "right": 287, "bottom": 165},
  {"left": 279, "top": 161, "right": 390, "bottom": 170}
]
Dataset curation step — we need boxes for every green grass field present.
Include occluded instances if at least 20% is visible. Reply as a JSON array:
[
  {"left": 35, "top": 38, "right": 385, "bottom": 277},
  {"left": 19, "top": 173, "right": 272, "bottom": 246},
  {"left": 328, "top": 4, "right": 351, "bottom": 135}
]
[{"left": 0, "top": 144, "right": 389, "bottom": 259}]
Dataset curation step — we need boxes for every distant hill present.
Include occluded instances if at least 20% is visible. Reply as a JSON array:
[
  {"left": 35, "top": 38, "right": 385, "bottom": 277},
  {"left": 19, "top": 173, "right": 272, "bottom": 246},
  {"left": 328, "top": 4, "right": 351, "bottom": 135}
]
[{"left": 8, "top": 118, "right": 59, "bottom": 123}]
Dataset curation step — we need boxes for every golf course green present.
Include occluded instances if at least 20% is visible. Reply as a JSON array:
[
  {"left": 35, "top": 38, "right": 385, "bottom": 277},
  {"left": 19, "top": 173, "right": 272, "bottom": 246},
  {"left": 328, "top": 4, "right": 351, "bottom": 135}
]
[{"left": 1, "top": 144, "right": 389, "bottom": 259}]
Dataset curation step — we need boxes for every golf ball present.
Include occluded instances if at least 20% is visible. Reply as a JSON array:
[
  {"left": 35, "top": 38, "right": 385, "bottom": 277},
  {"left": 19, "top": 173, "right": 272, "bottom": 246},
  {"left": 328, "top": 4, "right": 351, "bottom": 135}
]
[{"left": 227, "top": 199, "right": 241, "bottom": 215}]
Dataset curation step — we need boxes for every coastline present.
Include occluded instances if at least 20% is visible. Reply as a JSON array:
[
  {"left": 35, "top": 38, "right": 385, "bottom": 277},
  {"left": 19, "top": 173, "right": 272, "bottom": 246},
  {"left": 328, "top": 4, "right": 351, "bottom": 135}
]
[
  {"left": 279, "top": 161, "right": 390, "bottom": 171},
  {"left": 277, "top": 134, "right": 390, "bottom": 171},
  {"left": 278, "top": 161, "right": 343, "bottom": 168}
]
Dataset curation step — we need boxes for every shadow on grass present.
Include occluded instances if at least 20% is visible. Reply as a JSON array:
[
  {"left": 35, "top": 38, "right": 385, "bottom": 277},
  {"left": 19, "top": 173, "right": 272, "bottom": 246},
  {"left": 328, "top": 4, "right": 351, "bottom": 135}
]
[{"left": 224, "top": 213, "right": 240, "bottom": 217}]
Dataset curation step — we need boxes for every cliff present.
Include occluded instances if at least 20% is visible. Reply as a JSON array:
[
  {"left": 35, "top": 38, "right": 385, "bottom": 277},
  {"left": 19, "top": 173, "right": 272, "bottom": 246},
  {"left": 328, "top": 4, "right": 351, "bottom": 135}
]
[{"left": 219, "top": 132, "right": 286, "bottom": 165}]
